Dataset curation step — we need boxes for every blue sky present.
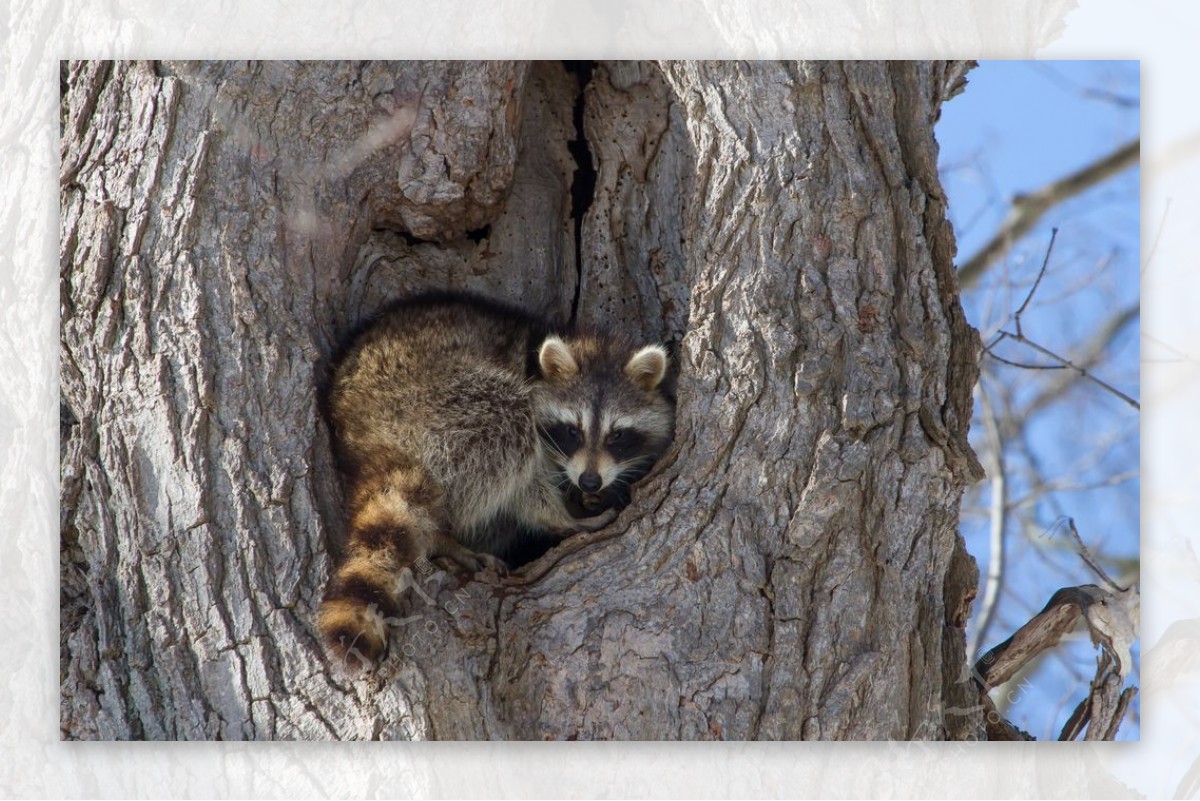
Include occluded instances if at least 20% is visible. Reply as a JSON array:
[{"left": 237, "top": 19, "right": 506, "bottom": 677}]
[{"left": 936, "top": 60, "right": 1141, "bottom": 740}]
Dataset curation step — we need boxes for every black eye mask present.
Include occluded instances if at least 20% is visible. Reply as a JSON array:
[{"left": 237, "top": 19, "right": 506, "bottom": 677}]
[
  {"left": 604, "top": 428, "right": 645, "bottom": 460},
  {"left": 539, "top": 422, "right": 584, "bottom": 456}
]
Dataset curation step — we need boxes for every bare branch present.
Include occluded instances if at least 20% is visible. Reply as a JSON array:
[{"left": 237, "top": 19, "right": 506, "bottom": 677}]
[
  {"left": 1065, "top": 518, "right": 1128, "bottom": 592},
  {"left": 985, "top": 330, "right": 1141, "bottom": 410},
  {"left": 1059, "top": 694, "right": 1089, "bottom": 741},
  {"left": 1006, "top": 334, "right": 1140, "bottom": 409},
  {"left": 1006, "top": 470, "right": 1139, "bottom": 514},
  {"left": 969, "top": 385, "right": 1008, "bottom": 660},
  {"left": 979, "top": 228, "right": 1139, "bottom": 409},
  {"left": 1060, "top": 657, "right": 1137, "bottom": 741},
  {"left": 1102, "top": 686, "right": 1137, "bottom": 740},
  {"left": 958, "top": 138, "right": 1139, "bottom": 287},
  {"left": 985, "top": 350, "right": 1066, "bottom": 371},
  {"left": 974, "top": 586, "right": 1091, "bottom": 691},
  {"left": 974, "top": 583, "right": 1138, "bottom": 741},
  {"left": 1013, "top": 227, "right": 1058, "bottom": 337},
  {"left": 1024, "top": 303, "right": 1139, "bottom": 416}
]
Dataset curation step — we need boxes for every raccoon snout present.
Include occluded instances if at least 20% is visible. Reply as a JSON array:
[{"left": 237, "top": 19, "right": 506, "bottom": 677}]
[{"left": 578, "top": 471, "right": 602, "bottom": 492}]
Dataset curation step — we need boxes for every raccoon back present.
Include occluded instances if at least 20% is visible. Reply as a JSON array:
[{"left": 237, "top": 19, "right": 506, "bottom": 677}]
[{"left": 327, "top": 292, "right": 553, "bottom": 534}]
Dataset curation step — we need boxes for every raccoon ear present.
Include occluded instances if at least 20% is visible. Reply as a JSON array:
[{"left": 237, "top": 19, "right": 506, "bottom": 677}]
[
  {"left": 625, "top": 345, "right": 668, "bottom": 391},
  {"left": 538, "top": 336, "right": 579, "bottom": 382}
]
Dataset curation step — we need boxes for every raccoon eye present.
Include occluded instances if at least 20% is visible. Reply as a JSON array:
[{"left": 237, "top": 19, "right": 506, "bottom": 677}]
[
  {"left": 605, "top": 428, "right": 642, "bottom": 456},
  {"left": 541, "top": 422, "right": 584, "bottom": 455}
]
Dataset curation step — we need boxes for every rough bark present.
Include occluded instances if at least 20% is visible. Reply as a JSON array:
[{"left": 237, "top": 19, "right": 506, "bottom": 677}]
[{"left": 60, "top": 59, "right": 984, "bottom": 740}]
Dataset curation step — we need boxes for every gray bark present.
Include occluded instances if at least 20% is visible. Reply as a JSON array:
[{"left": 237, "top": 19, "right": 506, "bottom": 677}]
[{"left": 60, "top": 59, "right": 984, "bottom": 740}]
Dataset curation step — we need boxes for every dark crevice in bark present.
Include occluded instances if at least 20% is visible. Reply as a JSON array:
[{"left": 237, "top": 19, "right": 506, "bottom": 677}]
[
  {"left": 367, "top": 223, "right": 438, "bottom": 249},
  {"left": 563, "top": 60, "right": 596, "bottom": 327},
  {"left": 465, "top": 224, "right": 491, "bottom": 244},
  {"left": 60, "top": 400, "right": 78, "bottom": 453},
  {"left": 396, "top": 230, "right": 435, "bottom": 247}
]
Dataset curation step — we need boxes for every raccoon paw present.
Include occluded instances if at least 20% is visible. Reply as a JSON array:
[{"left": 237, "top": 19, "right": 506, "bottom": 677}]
[
  {"left": 476, "top": 552, "right": 510, "bottom": 577},
  {"left": 450, "top": 550, "right": 509, "bottom": 578},
  {"left": 575, "top": 506, "right": 619, "bottom": 532}
]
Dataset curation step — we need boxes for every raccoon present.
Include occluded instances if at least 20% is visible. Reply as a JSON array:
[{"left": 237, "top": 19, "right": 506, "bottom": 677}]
[{"left": 317, "top": 291, "right": 674, "bottom": 667}]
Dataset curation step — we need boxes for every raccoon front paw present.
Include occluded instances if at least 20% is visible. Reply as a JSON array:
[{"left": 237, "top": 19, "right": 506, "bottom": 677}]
[
  {"left": 449, "top": 550, "right": 509, "bottom": 577},
  {"left": 540, "top": 499, "right": 620, "bottom": 537},
  {"left": 574, "top": 506, "right": 619, "bottom": 532}
]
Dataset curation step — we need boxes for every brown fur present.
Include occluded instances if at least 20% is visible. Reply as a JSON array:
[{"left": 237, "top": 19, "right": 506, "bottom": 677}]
[{"left": 318, "top": 292, "right": 673, "bottom": 668}]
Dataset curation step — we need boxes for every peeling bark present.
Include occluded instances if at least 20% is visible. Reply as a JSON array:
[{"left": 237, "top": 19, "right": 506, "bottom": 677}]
[{"left": 61, "top": 59, "right": 983, "bottom": 740}]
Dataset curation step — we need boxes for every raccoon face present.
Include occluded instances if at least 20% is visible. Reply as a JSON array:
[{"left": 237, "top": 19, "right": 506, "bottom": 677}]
[{"left": 534, "top": 333, "right": 673, "bottom": 511}]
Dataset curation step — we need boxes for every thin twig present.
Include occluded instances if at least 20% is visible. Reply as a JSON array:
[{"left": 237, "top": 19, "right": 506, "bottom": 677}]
[
  {"left": 985, "top": 351, "right": 1067, "bottom": 371},
  {"left": 981, "top": 330, "right": 1007, "bottom": 352},
  {"left": 1013, "top": 228, "right": 1058, "bottom": 337},
  {"left": 1065, "top": 518, "right": 1128, "bottom": 592},
  {"left": 983, "top": 329, "right": 1140, "bottom": 409},
  {"left": 1006, "top": 470, "right": 1139, "bottom": 513},
  {"left": 1005, "top": 334, "right": 1141, "bottom": 410},
  {"left": 1025, "top": 303, "right": 1139, "bottom": 416},
  {"left": 978, "top": 230, "right": 1140, "bottom": 409}
]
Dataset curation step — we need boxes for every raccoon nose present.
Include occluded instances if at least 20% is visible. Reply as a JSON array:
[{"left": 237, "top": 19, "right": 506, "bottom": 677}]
[{"left": 579, "top": 471, "right": 602, "bottom": 493}]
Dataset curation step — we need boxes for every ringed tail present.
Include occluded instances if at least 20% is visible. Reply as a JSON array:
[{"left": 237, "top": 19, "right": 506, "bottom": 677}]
[{"left": 317, "top": 465, "right": 440, "bottom": 669}]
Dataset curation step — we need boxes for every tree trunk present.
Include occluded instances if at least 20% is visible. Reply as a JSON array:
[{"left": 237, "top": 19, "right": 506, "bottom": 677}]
[{"left": 60, "top": 59, "right": 984, "bottom": 740}]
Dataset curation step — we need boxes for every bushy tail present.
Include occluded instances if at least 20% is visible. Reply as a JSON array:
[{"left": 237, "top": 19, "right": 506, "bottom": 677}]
[{"left": 317, "top": 466, "right": 441, "bottom": 669}]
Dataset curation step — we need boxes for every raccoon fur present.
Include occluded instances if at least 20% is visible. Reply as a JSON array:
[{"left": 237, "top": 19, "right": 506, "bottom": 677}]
[{"left": 318, "top": 291, "right": 674, "bottom": 668}]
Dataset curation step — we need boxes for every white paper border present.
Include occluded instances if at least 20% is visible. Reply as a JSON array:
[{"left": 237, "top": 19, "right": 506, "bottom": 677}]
[{"left": 3, "top": 0, "right": 1195, "bottom": 796}]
